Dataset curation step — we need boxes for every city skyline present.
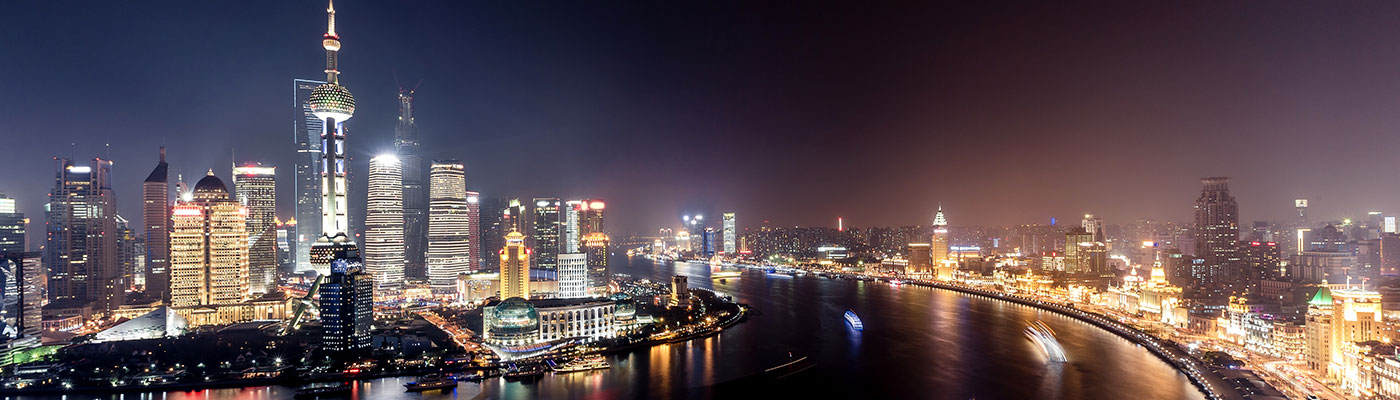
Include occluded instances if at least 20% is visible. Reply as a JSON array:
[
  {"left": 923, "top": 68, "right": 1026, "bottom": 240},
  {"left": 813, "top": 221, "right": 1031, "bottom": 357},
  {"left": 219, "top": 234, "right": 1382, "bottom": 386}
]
[{"left": 8, "top": 2, "right": 1400, "bottom": 236}]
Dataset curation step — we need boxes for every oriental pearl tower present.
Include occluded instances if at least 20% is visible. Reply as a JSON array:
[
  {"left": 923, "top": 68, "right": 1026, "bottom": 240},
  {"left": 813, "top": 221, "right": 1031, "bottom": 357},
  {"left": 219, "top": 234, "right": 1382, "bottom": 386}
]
[{"left": 307, "top": 0, "right": 359, "bottom": 276}]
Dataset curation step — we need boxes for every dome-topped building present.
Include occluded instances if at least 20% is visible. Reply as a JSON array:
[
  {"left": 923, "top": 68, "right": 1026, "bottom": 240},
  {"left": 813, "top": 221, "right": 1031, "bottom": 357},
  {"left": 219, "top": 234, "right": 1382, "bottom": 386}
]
[
  {"left": 484, "top": 297, "right": 540, "bottom": 348},
  {"left": 191, "top": 170, "right": 231, "bottom": 201}
]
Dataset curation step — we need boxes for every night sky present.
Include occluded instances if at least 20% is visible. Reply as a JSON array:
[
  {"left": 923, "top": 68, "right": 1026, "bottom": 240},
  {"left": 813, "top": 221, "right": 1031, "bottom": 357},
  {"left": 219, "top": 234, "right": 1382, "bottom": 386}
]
[{"left": 3, "top": 1, "right": 1400, "bottom": 237}]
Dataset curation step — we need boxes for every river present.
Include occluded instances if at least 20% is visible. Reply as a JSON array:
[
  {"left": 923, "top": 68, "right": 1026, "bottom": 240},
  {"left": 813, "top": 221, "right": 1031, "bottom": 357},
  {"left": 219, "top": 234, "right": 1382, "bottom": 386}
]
[{"left": 14, "top": 256, "right": 1204, "bottom": 399}]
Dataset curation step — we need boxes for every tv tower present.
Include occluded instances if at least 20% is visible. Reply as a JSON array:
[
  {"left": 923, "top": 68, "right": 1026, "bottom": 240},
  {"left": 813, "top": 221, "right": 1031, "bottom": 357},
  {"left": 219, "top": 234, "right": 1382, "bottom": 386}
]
[{"left": 307, "top": 0, "right": 359, "bottom": 275}]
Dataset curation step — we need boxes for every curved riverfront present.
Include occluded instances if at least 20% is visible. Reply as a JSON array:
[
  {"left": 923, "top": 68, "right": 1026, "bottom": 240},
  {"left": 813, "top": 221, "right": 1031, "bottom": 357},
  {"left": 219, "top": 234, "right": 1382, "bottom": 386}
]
[{"left": 13, "top": 257, "right": 1205, "bottom": 399}]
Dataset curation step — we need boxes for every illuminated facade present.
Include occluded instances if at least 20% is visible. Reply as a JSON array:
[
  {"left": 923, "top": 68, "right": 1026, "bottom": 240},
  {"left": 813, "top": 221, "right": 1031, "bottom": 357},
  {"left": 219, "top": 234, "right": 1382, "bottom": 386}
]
[
  {"left": 232, "top": 165, "right": 277, "bottom": 295},
  {"left": 557, "top": 253, "right": 588, "bottom": 299},
  {"left": 722, "top": 212, "right": 736, "bottom": 254},
  {"left": 169, "top": 172, "right": 250, "bottom": 309},
  {"left": 578, "top": 200, "right": 605, "bottom": 243},
  {"left": 583, "top": 232, "right": 609, "bottom": 296},
  {"left": 142, "top": 148, "right": 171, "bottom": 301},
  {"left": 427, "top": 161, "right": 470, "bottom": 291},
  {"left": 931, "top": 206, "right": 949, "bottom": 262},
  {"left": 365, "top": 155, "right": 404, "bottom": 297},
  {"left": 306, "top": 0, "right": 358, "bottom": 276},
  {"left": 531, "top": 198, "right": 561, "bottom": 271},
  {"left": 500, "top": 231, "right": 530, "bottom": 300},
  {"left": 319, "top": 255, "right": 373, "bottom": 352},
  {"left": 1305, "top": 286, "right": 1333, "bottom": 372},
  {"left": 466, "top": 191, "right": 481, "bottom": 270},
  {"left": 562, "top": 200, "right": 583, "bottom": 253},
  {"left": 1194, "top": 177, "right": 1239, "bottom": 299},
  {"left": 46, "top": 158, "right": 122, "bottom": 313},
  {"left": 1331, "top": 286, "right": 1383, "bottom": 391},
  {"left": 292, "top": 78, "right": 326, "bottom": 273}
]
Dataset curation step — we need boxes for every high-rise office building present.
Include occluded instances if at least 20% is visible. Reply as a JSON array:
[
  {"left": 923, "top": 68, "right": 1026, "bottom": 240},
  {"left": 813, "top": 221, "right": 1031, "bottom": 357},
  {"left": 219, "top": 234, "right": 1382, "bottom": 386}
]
[
  {"left": 722, "top": 212, "right": 736, "bottom": 254},
  {"left": 931, "top": 206, "right": 949, "bottom": 262},
  {"left": 1296, "top": 199, "right": 1309, "bottom": 225},
  {"left": 531, "top": 198, "right": 561, "bottom": 272},
  {"left": 562, "top": 200, "right": 583, "bottom": 253},
  {"left": 46, "top": 158, "right": 121, "bottom": 312},
  {"left": 293, "top": 78, "right": 325, "bottom": 273},
  {"left": 557, "top": 253, "right": 588, "bottom": 299},
  {"left": 479, "top": 198, "right": 507, "bottom": 271},
  {"left": 233, "top": 165, "right": 277, "bottom": 295},
  {"left": 499, "top": 231, "right": 530, "bottom": 299},
  {"left": 1195, "top": 177, "right": 1240, "bottom": 297},
  {"left": 0, "top": 195, "right": 24, "bottom": 253},
  {"left": 115, "top": 215, "right": 139, "bottom": 292},
  {"left": 583, "top": 232, "right": 609, "bottom": 296},
  {"left": 319, "top": 253, "right": 372, "bottom": 352},
  {"left": 395, "top": 87, "right": 428, "bottom": 281},
  {"left": 466, "top": 191, "right": 481, "bottom": 271},
  {"left": 365, "top": 155, "right": 404, "bottom": 297},
  {"left": 306, "top": 0, "right": 358, "bottom": 276},
  {"left": 0, "top": 252, "right": 42, "bottom": 340},
  {"left": 1064, "top": 227, "right": 1106, "bottom": 275},
  {"left": 427, "top": 161, "right": 470, "bottom": 291},
  {"left": 579, "top": 200, "right": 605, "bottom": 240},
  {"left": 169, "top": 172, "right": 250, "bottom": 308},
  {"left": 142, "top": 148, "right": 171, "bottom": 300},
  {"left": 1082, "top": 214, "right": 1105, "bottom": 242}
]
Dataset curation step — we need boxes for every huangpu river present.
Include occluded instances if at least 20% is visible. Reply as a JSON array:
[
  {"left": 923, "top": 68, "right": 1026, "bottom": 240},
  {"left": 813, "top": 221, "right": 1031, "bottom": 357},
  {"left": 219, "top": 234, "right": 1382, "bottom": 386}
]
[{"left": 14, "top": 256, "right": 1203, "bottom": 400}]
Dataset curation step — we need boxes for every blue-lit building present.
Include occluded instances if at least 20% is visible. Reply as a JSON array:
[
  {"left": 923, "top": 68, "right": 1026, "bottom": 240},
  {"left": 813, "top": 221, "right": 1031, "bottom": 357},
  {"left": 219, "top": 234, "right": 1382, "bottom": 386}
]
[{"left": 319, "top": 252, "right": 373, "bottom": 352}]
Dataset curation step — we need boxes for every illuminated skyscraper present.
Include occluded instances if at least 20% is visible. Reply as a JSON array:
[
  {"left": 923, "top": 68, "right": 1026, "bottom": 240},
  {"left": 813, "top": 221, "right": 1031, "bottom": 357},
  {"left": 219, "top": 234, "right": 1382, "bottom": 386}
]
[
  {"left": 1082, "top": 214, "right": 1105, "bottom": 242},
  {"left": 306, "top": 0, "right": 358, "bottom": 276},
  {"left": 562, "top": 200, "right": 583, "bottom": 253},
  {"left": 319, "top": 253, "right": 372, "bottom": 352},
  {"left": 169, "top": 172, "right": 250, "bottom": 308},
  {"left": 427, "top": 161, "right": 470, "bottom": 291},
  {"left": 931, "top": 206, "right": 949, "bottom": 262},
  {"left": 1296, "top": 199, "right": 1309, "bottom": 225},
  {"left": 0, "top": 252, "right": 41, "bottom": 340},
  {"left": 579, "top": 200, "right": 605, "bottom": 240},
  {"left": 1194, "top": 177, "right": 1239, "bottom": 298},
  {"left": 142, "top": 148, "right": 171, "bottom": 300},
  {"left": 479, "top": 198, "right": 507, "bottom": 270},
  {"left": 233, "top": 165, "right": 277, "bottom": 295},
  {"left": 293, "top": 78, "right": 325, "bottom": 273},
  {"left": 46, "top": 158, "right": 121, "bottom": 312},
  {"left": 722, "top": 212, "right": 736, "bottom": 254},
  {"left": 583, "top": 232, "right": 609, "bottom": 296},
  {"left": 499, "top": 231, "right": 530, "bottom": 299},
  {"left": 466, "top": 191, "right": 480, "bottom": 270},
  {"left": 557, "top": 253, "right": 588, "bottom": 298},
  {"left": 0, "top": 195, "right": 24, "bottom": 253},
  {"left": 365, "top": 155, "right": 404, "bottom": 296},
  {"left": 531, "top": 198, "right": 561, "bottom": 272},
  {"left": 395, "top": 87, "right": 428, "bottom": 280}
]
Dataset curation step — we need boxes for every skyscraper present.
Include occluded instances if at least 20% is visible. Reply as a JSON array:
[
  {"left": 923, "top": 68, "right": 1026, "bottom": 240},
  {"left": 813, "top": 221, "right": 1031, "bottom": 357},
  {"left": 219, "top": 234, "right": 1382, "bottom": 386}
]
[
  {"left": 722, "top": 212, "right": 736, "bottom": 254},
  {"left": 579, "top": 200, "right": 605, "bottom": 240},
  {"left": 293, "top": 79, "right": 325, "bottom": 273},
  {"left": 365, "top": 155, "right": 404, "bottom": 297},
  {"left": 0, "top": 252, "right": 41, "bottom": 340},
  {"left": 233, "top": 165, "right": 277, "bottom": 295},
  {"left": 562, "top": 200, "right": 583, "bottom": 253},
  {"left": 1194, "top": 177, "right": 1239, "bottom": 298},
  {"left": 306, "top": 0, "right": 358, "bottom": 275},
  {"left": 427, "top": 161, "right": 470, "bottom": 291},
  {"left": 169, "top": 172, "right": 250, "bottom": 308},
  {"left": 583, "top": 232, "right": 609, "bottom": 296},
  {"left": 0, "top": 195, "right": 24, "bottom": 253},
  {"left": 531, "top": 198, "right": 561, "bottom": 272},
  {"left": 46, "top": 158, "right": 120, "bottom": 312},
  {"left": 1082, "top": 214, "right": 1105, "bottom": 242},
  {"left": 142, "top": 148, "right": 171, "bottom": 300},
  {"left": 479, "top": 198, "right": 507, "bottom": 271},
  {"left": 557, "top": 253, "right": 588, "bottom": 299},
  {"left": 395, "top": 87, "right": 428, "bottom": 281},
  {"left": 931, "top": 206, "right": 949, "bottom": 262},
  {"left": 466, "top": 191, "right": 481, "bottom": 271},
  {"left": 499, "top": 231, "right": 530, "bottom": 299},
  {"left": 319, "top": 253, "right": 372, "bottom": 352},
  {"left": 115, "top": 215, "right": 139, "bottom": 292}
]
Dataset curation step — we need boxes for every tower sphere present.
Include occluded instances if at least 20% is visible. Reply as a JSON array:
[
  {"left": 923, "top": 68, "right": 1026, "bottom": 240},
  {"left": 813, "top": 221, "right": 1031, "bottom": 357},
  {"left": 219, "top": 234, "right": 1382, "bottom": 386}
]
[{"left": 309, "top": 83, "right": 355, "bottom": 121}]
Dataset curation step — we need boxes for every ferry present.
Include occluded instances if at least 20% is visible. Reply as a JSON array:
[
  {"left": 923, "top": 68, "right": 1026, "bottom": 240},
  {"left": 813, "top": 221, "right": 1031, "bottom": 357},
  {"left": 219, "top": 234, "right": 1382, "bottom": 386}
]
[
  {"left": 844, "top": 310, "right": 864, "bottom": 331},
  {"left": 404, "top": 374, "right": 457, "bottom": 392},
  {"left": 503, "top": 365, "right": 547, "bottom": 381},
  {"left": 293, "top": 383, "right": 353, "bottom": 399},
  {"left": 553, "top": 355, "right": 610, "bottom": 373},
  {"left": 888, "top": 279, "right": 903, "bottom": 286}
]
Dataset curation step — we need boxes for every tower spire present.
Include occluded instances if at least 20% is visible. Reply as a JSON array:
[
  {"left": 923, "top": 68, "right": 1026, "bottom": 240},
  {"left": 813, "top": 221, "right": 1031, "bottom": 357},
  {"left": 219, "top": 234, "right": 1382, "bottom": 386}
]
[{"left": 326, "top": 0, "right": 337, "bottom": 38}]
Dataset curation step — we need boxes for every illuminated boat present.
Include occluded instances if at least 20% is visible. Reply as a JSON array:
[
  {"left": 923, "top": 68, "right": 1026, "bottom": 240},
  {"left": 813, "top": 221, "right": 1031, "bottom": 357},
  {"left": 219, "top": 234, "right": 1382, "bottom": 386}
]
[
  {"left": 553, "top": 355, "right": 610, "bottom": 373},
  {"left": 404, "top": 374, "right": 456, "bottom": 392},
  {"left": 294, "top": 383, "right": 352, "bottom": 399},
  {"left": 844, "top": 310, "right": 863, "bottom": 331},
  {"left": 888, "top": 279, "right": 903, "bottom": 286}
]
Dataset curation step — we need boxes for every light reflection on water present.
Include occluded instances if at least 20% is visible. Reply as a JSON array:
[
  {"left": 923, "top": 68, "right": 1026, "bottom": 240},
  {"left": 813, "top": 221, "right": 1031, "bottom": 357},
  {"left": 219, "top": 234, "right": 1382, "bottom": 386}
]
[{"left": 16, "top": 257, "right": 1203, "bottom": 400}]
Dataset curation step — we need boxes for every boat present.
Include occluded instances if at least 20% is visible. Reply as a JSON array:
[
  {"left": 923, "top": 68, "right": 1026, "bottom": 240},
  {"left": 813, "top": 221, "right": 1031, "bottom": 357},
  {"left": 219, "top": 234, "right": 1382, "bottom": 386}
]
[
  {"left": 293, "top": 383, "right": 353, "bottom": 399},
  {"left": 889, "top": 279, "right": 903, "bottom": 286},
  {"left": 503, "top": 365, "right": 547, "bottom": 381},
  {"left": 553, "top": 355, "right": 610, "bottom": 373},
  {"left": 404, "top": 374, "right": 457, "bottom": 392},
  {"left": 1024, "top": 320, "right": 1067, "bottom": 362},
  {"left": 844, "top": 310, "right": 863, "bottom": 331}
]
